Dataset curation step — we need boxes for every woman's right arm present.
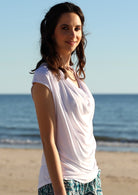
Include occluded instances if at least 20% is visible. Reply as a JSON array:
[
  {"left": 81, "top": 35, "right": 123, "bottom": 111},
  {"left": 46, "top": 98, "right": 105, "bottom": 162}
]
[{"left": 32, "top": 83, "right": 66, "bottom": 195}]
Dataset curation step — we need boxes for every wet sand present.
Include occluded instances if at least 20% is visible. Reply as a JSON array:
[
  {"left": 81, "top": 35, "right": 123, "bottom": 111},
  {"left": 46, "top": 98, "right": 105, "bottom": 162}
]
[{"left": 0, "top": 148, "right": 138, "bottom": 195}]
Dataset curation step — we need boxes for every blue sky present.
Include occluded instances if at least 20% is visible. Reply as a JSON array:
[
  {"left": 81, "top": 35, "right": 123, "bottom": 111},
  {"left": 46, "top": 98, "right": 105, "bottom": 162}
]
[{"left": 0, "top": 0, "right": 137, "bottom": 94}]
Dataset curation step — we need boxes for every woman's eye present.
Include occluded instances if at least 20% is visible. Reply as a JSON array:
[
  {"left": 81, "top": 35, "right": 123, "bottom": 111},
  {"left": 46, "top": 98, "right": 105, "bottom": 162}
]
[
  {"left": 61, "top": 26, "right": 81, "bottom": 31},
  {"left": 62, "top": 26, "right": 68, "bottom": 30},
  {"left": 75, "top": 27, "right": 81, "bottom": 31}
]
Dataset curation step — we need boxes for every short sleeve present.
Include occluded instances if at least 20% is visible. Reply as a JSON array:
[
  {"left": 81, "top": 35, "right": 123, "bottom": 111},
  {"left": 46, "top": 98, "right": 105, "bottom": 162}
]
[{"left": 32, "top": 65, "right": 51, "bottom": 91}]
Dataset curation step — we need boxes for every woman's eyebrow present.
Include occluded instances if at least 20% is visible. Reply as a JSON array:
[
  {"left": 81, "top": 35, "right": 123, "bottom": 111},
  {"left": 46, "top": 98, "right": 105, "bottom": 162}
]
[
  {"left": 60, "top": 24, "right": 69, "bottom": 26},
  {"left": 60, "top": 24, "right": 82, "bottom": 27}
]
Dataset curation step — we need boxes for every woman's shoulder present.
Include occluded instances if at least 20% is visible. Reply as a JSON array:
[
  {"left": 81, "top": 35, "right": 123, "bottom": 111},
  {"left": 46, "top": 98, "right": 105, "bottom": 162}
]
[
  {"left": 33, "top": 63, "right": 52, "bottom": 83},
  {"left": 32, "top": 63, "right": 54, "bottom": 91},
  {"left": 34, "top": 63, "right": 50, "bottom": 76}
]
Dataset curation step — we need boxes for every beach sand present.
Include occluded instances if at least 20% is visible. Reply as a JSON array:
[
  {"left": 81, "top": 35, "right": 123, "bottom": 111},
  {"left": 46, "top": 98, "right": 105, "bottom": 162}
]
[{"left": 0, "top": 148, "right": 138, "bottom": 195}]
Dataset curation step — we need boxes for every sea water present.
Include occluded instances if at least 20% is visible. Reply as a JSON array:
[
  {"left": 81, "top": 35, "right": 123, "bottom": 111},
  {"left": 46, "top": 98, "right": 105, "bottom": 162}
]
[{"left": 0, "top": 94, "right": 138, "bottom": 152}]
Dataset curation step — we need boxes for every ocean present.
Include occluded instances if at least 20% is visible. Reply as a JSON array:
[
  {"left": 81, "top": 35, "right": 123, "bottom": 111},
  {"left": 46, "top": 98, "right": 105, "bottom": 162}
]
[{"left": 0, "top": 94, "right": 138, "bottom": 152}]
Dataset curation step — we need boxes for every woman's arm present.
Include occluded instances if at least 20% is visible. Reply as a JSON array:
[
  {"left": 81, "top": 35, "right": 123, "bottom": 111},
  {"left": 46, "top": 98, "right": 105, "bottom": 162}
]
[{"left": 32, "top": 83, "right": 66, "bottom": 195}]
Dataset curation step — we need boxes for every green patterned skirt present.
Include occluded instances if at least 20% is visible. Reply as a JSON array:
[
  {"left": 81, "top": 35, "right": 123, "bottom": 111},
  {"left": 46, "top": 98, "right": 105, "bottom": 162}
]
[{"left": 38, "top": 170, "right": 103, "bottom": 195}]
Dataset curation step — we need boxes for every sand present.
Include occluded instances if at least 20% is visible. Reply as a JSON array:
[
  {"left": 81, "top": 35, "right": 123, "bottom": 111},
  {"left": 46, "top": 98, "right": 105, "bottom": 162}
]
[{"left": 0, "top": 148, "right": 138, "bottom": 195}]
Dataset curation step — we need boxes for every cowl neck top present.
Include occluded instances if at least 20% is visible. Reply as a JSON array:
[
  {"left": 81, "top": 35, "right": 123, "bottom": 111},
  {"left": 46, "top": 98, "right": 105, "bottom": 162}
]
[{"left": 32, "top": 63, "right": 98, "bottom": 188}]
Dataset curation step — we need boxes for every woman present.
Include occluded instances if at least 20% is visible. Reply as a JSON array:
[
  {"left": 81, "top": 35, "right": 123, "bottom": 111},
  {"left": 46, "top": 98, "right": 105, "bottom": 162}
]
[{"left": 31, "top": 2, "right": 103, "bottom": 195}]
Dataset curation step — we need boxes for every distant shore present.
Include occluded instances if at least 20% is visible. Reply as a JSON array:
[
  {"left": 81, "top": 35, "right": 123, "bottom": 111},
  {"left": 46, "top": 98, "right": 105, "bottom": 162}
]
[{"left": 0, "top": 148, "right": 138, "bottom": 195}]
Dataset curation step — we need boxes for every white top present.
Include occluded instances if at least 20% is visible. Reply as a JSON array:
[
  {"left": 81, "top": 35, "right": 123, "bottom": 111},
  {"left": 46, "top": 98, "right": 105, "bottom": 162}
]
[{"left": 32, "top": 63, "right": 98, "bottom": 189}]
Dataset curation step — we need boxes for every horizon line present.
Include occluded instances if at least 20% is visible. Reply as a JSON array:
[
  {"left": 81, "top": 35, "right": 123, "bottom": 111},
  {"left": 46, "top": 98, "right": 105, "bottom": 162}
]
[{"left": 0, "top": 93, "right": 138, "bottom": 95}]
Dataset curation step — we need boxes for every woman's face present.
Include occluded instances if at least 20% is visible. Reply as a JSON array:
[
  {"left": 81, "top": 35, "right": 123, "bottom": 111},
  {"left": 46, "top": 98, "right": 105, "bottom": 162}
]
[{"left": 53, "top": 12, "right": 82, "bottom": 57}]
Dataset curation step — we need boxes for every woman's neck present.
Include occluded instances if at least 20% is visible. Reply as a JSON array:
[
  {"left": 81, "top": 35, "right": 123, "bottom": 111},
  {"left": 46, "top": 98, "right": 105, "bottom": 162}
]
[{"left": 60, "top": 54, "right": 71, "bottom": 68}]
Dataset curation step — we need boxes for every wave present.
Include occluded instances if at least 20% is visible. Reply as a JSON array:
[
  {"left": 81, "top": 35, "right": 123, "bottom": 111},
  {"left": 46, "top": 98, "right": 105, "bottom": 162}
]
[
  {"left": 1, "top": 134, "right": 41, "bottom": 138},
  {"left": 0, "top": 137, "right": 138, "bottom": 152},
  {"left": 97, "top": 141, "right": 138, "bottom": 147},
  {"left": 0, "top": 138, "right": 41, "bottom": 145},
  {"left": 95, "top": 136, "right": 138, "bottom": 143},
  {"left": 97, "top": 141, "right": 138, "bottom": 152},
  {"left": 0, "top": 125, "right": 38, "bottom": 131},
  {"left": 1, "top": 136, "right": 138, "bottom": 145},
  {"left": 94, "top": 123, "right": 126, "bottom": 128}
]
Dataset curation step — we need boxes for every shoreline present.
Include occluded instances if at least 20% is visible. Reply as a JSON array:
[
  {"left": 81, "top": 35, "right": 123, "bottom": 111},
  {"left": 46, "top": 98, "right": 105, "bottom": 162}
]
[
  {"left": 1, "top": 139, "right": 138, "bottom": 153},
  {"left": 0, "top": 148, "right": 138, "bottom": 195}
]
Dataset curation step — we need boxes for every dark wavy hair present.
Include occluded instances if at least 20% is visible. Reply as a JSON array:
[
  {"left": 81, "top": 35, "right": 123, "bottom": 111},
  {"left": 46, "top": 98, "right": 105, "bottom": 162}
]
[{"left": 31, "top": 2, "right": 87, "bottom": 79}]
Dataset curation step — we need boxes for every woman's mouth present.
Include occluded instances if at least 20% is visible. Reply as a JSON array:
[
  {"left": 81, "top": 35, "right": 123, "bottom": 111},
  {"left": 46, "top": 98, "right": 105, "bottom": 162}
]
[{"left": 65, "top": 41, "right": 76, "bottom": 46}]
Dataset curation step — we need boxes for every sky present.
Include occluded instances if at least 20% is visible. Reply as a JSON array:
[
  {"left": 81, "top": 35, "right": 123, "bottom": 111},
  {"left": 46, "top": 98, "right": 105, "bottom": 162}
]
[{"left": 0, "top": 0, "right": 137, "bottom": 94}]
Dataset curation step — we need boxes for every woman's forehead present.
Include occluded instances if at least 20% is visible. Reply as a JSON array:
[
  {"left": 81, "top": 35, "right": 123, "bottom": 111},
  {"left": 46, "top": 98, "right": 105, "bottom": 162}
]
[{"left": 57, "top": 12, "right": 82, "bottom": 26}]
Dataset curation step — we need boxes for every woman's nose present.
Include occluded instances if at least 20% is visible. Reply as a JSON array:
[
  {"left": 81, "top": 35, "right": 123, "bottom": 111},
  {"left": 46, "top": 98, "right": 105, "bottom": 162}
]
[{"left": 69, "top": 29, "right": 76, "bottom": 38}]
